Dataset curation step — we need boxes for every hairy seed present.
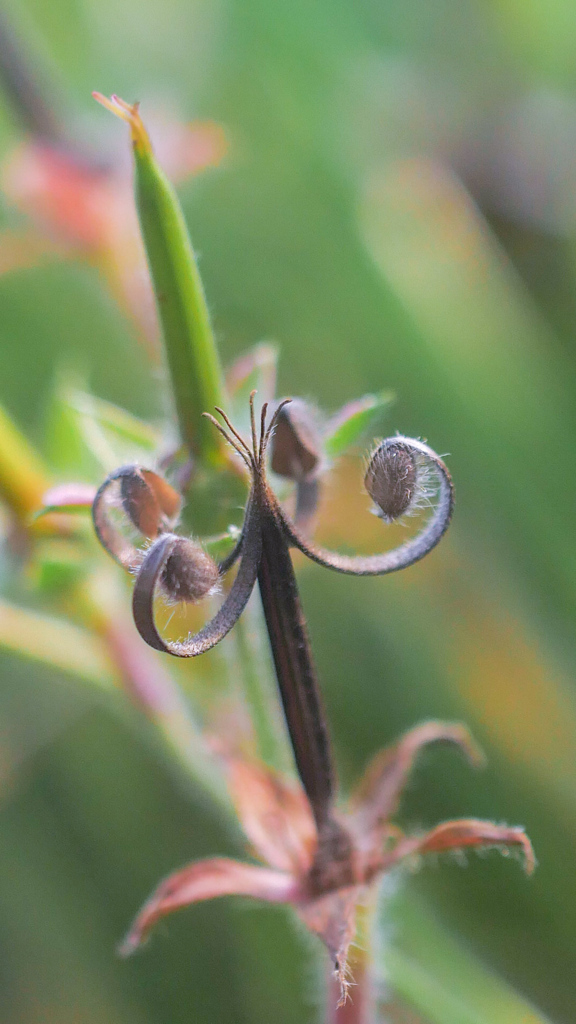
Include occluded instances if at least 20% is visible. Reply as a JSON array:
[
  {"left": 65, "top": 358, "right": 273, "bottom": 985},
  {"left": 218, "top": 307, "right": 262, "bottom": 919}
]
[
  {"left": 270, "top": 399, "right": 321, "bottom": 480},
  {"left": 121, "top": 471, "right": 162, "bottom": 537},
  {"left": 159, "top": 537, "right": 219, "bottom": 603},
  {"left": 364, "top": 442, "right": 417, "bottom": 522}
]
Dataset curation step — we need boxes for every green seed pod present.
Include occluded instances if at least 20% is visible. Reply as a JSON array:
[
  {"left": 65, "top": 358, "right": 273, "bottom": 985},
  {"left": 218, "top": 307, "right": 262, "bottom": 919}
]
[{"left": 93, "top": 93, "right": 227, "bottom": 466}]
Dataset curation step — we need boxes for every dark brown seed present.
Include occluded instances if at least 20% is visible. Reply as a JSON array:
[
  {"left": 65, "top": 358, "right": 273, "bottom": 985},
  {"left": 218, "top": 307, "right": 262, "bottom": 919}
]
[
  {"left": 119, "top": 468, "right": 181, "bottom": 538},
  {"left": 364, "top": 442, "right": 417, "bottom": 522},
  {"left": 159, "top": 537, "right": 219, "bottom": 604},
  {"left": 270, "top": 399, "right": 321, "bottom": 481},
  {"left": 121, "top": 471, "right": 162, "bottom": 538},
  {"left": 141, "top": 469, "right": 182, "bottom": 522}
]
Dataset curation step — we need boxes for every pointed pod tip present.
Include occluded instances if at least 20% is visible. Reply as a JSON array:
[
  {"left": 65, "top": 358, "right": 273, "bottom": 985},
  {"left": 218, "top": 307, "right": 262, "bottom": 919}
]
[{"left": 92, "top": 91, "right": 151, "bottom": 154}]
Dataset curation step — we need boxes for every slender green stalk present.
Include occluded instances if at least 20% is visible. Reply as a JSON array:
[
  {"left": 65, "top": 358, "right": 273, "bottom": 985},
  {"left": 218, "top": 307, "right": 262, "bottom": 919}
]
[
  {"left": 93, "top": 94, "right": 227, "bottom": 465},
  {"left": 0, "top": 402, "right": 50, "bottom": 520}
]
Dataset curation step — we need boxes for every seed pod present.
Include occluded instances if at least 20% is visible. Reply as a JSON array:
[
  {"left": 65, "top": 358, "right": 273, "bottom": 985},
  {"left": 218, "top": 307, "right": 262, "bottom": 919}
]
[
  {"left": 158, "top": 536, "right": 219, "bottom": 604},
  {"left": 93, "top": 93, "right": 227, "bottom": 464},
  {"left": 120, "top": 471, "right": 162, "bottom": 538},
  {"left": 364, "top": 441, "right": 417, "bottom": 522},
  {"left": 270, "top": 399, "right": 322, "bottom": 481},
  {"left": 120, "top": 468, "right": 182, "bottom": 538}
]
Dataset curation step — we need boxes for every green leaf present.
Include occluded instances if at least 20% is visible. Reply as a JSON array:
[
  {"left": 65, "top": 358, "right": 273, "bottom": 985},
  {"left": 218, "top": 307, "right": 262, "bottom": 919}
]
[
  {"left": 385, "top": 893, "right": 552, "bottom": 1024},
  {"left": 0, "top": 599, "right": 116, "bottom": 689},
  {"left": 202, "top": 526, "right": 241, "bottom": 560},
  {"left": 324, "top": 390, "right": 394, "bottom": 458},
  {"left": 67, "top": 390, "right": 159, "bottom": 452},
  {"left": 94, "top": 94, "right": 227, "bottom": 465},
  {"left": 46, "top": 374, "right": 161, "bottom": 478},
  {"left": 30, "top": 540, "right": 89, "bottom": 596}
]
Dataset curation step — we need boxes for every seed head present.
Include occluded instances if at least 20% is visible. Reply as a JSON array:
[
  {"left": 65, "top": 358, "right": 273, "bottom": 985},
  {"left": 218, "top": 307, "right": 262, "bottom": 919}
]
[
  {"left": 120, "top": 472, "right": 162, "bottom": 537},
  {"left": 159, "top": 537, "right": 219, "bottom": 604},
  {"left": 270, "top": 399, "right": 322, "bottom": 481},
  {"left": 364, "top": 441, "right": 418, "bottom": 522}
]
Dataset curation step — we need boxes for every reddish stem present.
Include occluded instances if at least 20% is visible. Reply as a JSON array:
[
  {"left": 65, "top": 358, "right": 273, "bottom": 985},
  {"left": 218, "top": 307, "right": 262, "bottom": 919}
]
[{"left": 327, "top": 957, "right": 375, "bottom": 1024}]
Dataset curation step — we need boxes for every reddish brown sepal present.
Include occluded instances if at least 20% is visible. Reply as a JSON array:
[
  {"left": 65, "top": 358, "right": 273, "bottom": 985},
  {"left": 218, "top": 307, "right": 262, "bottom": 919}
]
[{"left": 119, "top": 858, "right": 300, "bottom": 957}]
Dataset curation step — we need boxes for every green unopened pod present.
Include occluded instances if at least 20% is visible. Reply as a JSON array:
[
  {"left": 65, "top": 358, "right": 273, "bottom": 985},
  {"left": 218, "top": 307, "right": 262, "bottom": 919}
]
[{"left": 93, "top": 93, "right": 226, "bottom": 466}]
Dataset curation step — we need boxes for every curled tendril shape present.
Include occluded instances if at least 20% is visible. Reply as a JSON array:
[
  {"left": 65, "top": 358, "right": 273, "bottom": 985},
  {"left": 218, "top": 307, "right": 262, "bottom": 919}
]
[
  {"left": 92, "top": 464, "right": 183, "bottom": 570},
  {"left": 92, "top": 395, "right": 453, "bottom": 659}
]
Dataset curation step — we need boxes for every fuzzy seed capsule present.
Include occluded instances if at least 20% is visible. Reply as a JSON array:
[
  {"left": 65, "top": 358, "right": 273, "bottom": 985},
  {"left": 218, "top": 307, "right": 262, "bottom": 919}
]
[
  {"left": 364, "top": 441, "right": 417, "bottom": 522},
  {"left": 159, "top": 536, "right": 219, "bottom": 604},
  {"left": 270, "top": 399, "right": 322, "bottom": 481},
  {"left": 121, "top": 471, "right": 162, "bottom": 538},
  {"left": 120, "top": 467, "right": 181, "bottom": 538}
]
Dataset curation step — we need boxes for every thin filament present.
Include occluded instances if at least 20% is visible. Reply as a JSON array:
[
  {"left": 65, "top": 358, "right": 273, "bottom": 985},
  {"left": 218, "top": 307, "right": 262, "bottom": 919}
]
[
  {"left": 258, "top": 401, "right": 269, "bottom": 467},
  {"left": 202, "top": 412, "right": 253, "bottom": 470},
  {"left": 249, "top": 390, "right": 258, "bottom": 458},
  {"left": 213, "top": 406, "right": 254, "bottom": 465}
]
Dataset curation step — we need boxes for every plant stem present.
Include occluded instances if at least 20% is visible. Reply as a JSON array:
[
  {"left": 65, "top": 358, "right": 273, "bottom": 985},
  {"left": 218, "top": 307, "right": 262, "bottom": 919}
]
[
  {"left": 327, "top": 966, "right": 372, "bottom": 1024},
  {"left": 327, "top": 895, "right": 380, "bottom": 1024},
  {"left": 0, "top": 402, "right": 50, "bottom": 520},
  {"left": 256, "top": 497, "right": 335, "bottom": 831}
]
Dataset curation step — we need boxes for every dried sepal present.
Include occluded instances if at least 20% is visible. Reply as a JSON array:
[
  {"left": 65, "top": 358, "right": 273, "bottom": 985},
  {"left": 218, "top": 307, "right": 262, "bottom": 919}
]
[
  {"left": 119, "top": 857, "right": 300, "bottom": 957},
  {"left": 297, "top": 886, "right": 360, "bottom": 1000},
  {"left": 351, "top": 721, "right": 485, "bottom": 834},
  {"left": 226, "top": 757, "right": 317, "bottom": 875},
  {"left": 118, "top": 727, "right": 535, "bottom": 999},
  {"left": 383, "top": 819, "right": 535, "bottom": 875}
]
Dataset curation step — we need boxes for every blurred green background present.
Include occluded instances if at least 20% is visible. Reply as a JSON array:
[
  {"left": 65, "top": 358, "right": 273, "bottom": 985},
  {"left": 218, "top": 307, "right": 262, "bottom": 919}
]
[{"left": 0, "top": 0, "right": 576, "bottom": 1020}]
